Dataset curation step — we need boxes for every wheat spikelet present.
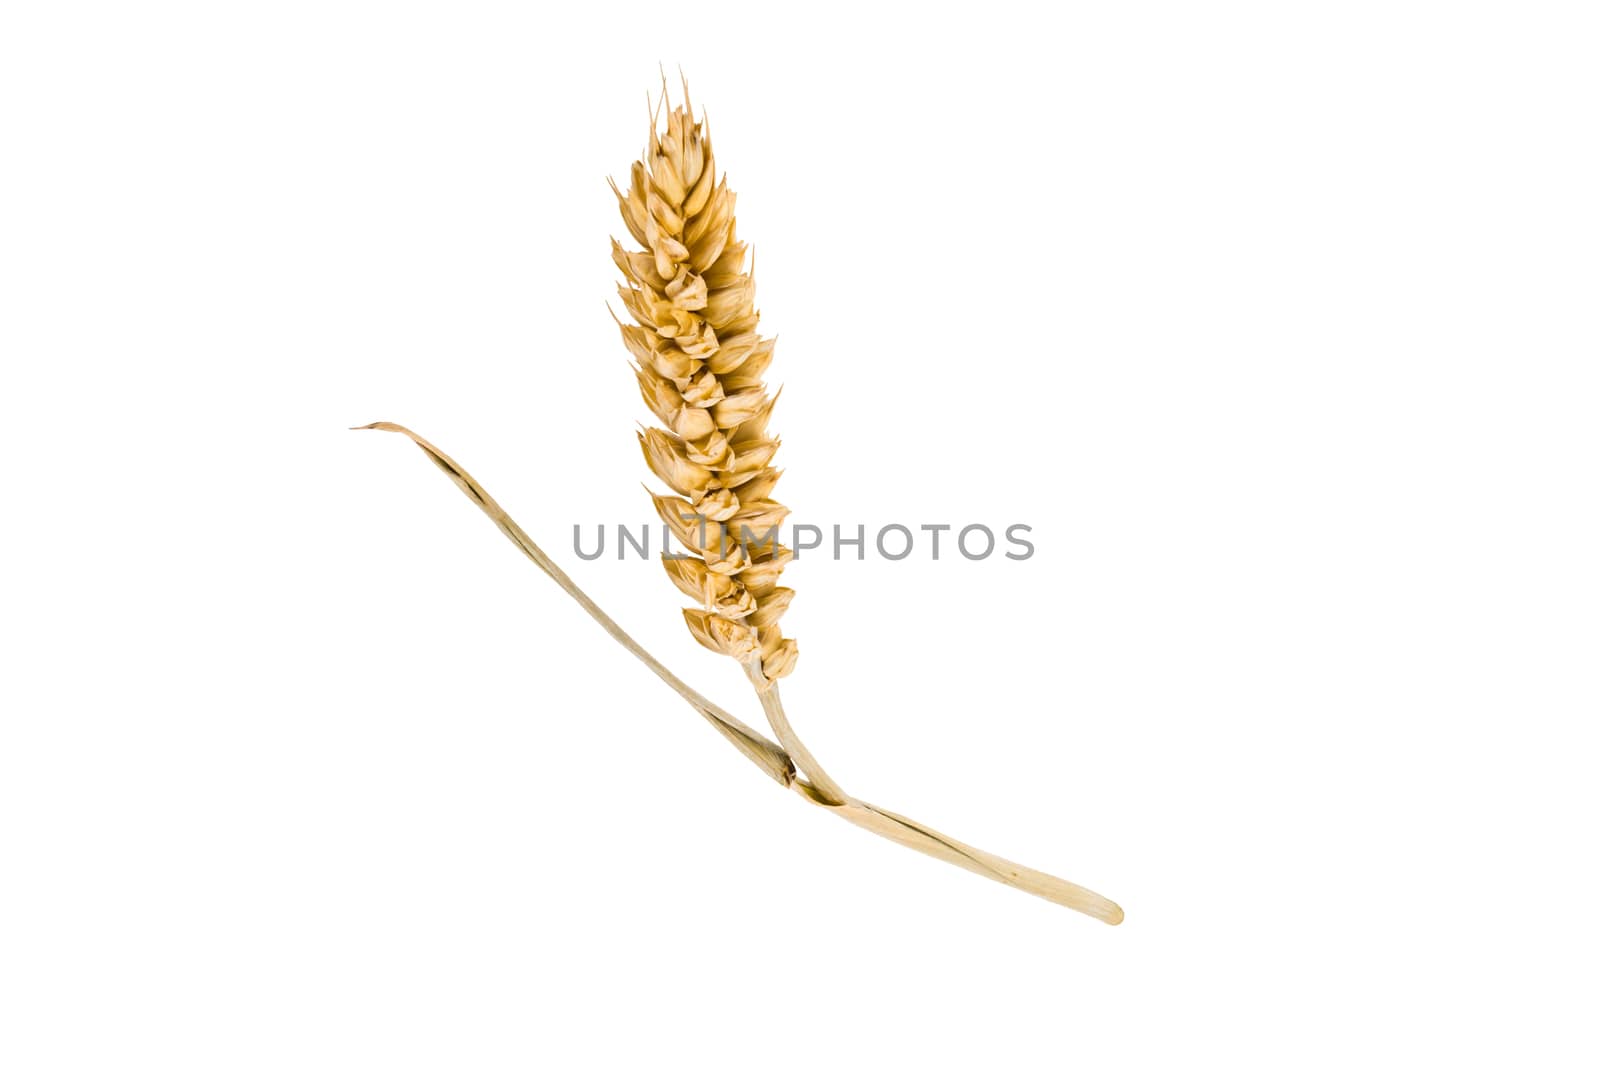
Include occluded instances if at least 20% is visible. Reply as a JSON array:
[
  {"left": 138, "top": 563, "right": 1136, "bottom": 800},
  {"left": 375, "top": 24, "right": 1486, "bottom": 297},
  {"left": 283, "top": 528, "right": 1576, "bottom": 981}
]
[{"left": 610, "top": 85, "right": 799, "bottom": 684}]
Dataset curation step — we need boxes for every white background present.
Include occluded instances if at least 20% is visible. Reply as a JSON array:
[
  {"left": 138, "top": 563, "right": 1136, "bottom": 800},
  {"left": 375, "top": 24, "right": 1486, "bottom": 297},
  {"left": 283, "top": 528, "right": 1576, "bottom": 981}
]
[{"left": 3, "top": 2, "right": 1597, "bottom": 1070}]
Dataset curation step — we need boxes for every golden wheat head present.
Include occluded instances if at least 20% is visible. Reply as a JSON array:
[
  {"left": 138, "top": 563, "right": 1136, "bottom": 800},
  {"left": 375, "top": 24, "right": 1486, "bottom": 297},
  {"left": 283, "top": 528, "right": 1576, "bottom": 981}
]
[{"left": 610, "top": 88, "right": 798, "bottom": 682}]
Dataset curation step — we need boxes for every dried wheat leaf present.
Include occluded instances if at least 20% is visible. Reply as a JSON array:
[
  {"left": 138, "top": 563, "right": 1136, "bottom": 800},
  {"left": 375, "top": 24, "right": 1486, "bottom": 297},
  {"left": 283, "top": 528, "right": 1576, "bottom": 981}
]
[{"left": 354, "top": 421, "right": 794, "bottom": 786}]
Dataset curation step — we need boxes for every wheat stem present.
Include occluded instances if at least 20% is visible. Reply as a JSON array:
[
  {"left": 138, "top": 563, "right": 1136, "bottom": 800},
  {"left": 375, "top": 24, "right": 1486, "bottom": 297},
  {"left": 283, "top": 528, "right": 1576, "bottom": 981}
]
[
  {"left": 746, "top": 668, "right": 1122, "bottom": 921},
  {"left": 741, "top": 660, "right": 849, "bottom": 806},
  {"left": 359, "top": 421, "right": 1122, "bottom": 922},
  {"left": 815, "top": 794, "right": 1125, "bottom": 924}
]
